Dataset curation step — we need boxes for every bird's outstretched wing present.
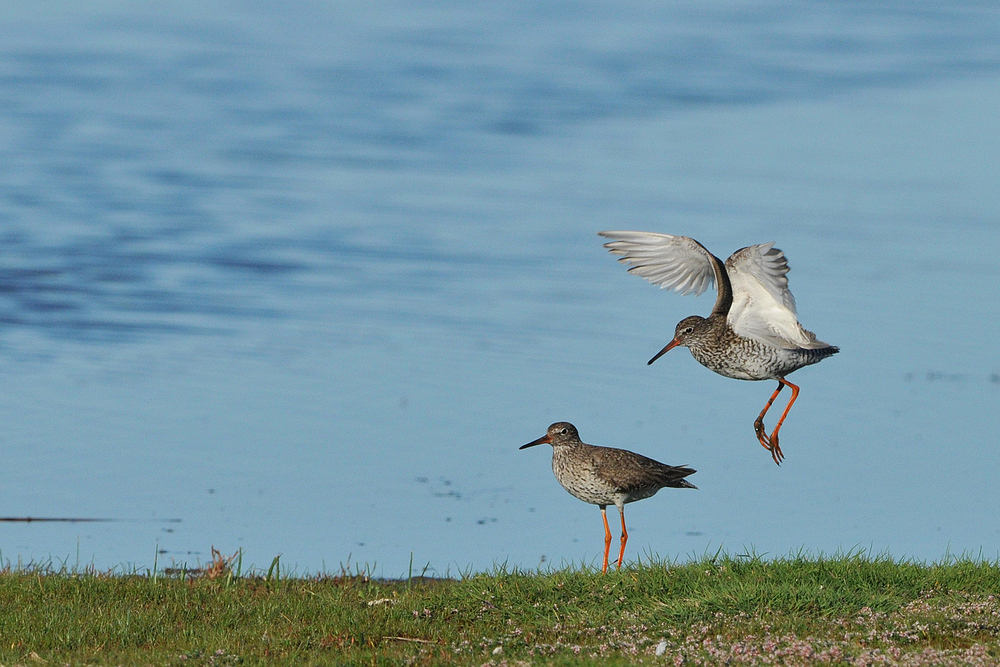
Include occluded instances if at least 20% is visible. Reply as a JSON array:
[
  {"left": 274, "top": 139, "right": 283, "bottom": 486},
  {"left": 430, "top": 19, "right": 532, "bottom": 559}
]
[
  {"left": 598, "top": 231, "right": 730, "bottom": 315},
  {"left": 725, "top": 244, "right": 829, "bottom": 349}
]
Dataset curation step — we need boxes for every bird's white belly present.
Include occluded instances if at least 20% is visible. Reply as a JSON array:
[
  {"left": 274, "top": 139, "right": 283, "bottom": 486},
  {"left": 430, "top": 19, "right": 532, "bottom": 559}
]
[
  {"left": 558, "top": 476, "right": 616, "bottom": 506},
  {"left": 556, "top": 474, "right": 660, "bottom": 508}
]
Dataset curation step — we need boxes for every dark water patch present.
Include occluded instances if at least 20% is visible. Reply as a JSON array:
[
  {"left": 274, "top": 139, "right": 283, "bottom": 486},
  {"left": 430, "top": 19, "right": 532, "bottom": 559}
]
[
  {"left": 145, "top": 169, "right": 225, "bottom": 190},
  {"left": 206, "top": 248, "right": 307, "bottom": 275},
  {"left": 0, "top": 231, "right": 296, "bottom": 345},
  {"left": 0, "top": 222, "right": 586, "bottom": 350}
]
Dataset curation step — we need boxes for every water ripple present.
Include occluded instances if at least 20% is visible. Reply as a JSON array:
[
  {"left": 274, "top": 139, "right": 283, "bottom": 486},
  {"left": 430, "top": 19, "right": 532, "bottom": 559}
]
[{"left": 1, "top": 1, "right": 998, "bottom": 349}]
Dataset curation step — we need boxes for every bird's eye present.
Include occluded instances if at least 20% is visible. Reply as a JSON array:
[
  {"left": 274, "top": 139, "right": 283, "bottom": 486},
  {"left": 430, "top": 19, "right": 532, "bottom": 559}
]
[
  {"left": 560, "top": 428, "right": 567, "bottom": 434},
  {"left": 685, "top": 326, "right": 694, "bottom": 334}
]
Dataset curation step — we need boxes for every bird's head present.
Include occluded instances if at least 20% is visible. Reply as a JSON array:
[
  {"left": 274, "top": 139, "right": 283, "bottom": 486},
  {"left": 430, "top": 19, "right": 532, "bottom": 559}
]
[
  {"left": 520, "top": 422, "right": 580, "bottom": 449},
  {"left": 647, "top": 315, "right": 706, "bottom": 364}
]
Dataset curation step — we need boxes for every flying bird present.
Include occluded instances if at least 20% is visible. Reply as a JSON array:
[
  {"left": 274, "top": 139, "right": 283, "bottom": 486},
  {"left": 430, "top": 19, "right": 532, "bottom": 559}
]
[{"left": 598, "top": 231, "right": 838, "bottom": 464}]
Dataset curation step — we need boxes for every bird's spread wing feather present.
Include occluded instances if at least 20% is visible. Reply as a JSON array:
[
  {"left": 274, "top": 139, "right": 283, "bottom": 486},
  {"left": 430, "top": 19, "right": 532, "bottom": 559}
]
[
  {"left": 725, "top": 244, "right": 829, "bottom": 349},
  {"left": 598, "top": 231, "right": 717, "bottom": 297}
]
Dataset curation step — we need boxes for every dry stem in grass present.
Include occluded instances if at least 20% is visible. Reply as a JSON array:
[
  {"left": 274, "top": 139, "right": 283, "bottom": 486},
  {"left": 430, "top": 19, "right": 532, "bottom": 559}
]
[{"left": 203, "top": 547, "right": 238, "bottom": 579}]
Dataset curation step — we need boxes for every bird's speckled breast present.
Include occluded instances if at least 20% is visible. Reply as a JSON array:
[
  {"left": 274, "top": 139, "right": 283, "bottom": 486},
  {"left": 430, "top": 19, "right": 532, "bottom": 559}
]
[{"left": 552, "top": 451, "right": 619, "bottom": 506}]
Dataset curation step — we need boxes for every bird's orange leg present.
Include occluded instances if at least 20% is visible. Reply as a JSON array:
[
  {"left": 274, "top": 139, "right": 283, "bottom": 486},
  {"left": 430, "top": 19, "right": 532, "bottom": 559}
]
[
  {"left": 765, "top": 378, "right": 800, "bottom": 465},
  {"left": 600, "top": 507, "right": 612, "bottom": 574},
  {"left": 616, "top": 507, "right": 628, "bottom": 570},
  {"left": 754, "top": 381, "right": 784, "bottom": 449}
]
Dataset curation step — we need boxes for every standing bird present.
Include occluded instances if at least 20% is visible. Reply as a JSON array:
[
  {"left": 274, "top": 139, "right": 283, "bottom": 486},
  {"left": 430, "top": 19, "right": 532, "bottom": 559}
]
[
  {"left": 598, "top": 231, "right": 838, "bottom": 465},
  {"left": 520, "top": 422, "right": 696, "bottom": 573}
]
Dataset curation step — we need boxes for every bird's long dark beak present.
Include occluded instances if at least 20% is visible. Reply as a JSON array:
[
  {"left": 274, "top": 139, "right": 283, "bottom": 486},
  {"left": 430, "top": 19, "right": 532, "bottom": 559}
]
[
  {"left": 647, "top": 338, "right": 681, "bottom": 365},
  {"left": 519, "top": 434, "right": 552, "bottom": 449}
]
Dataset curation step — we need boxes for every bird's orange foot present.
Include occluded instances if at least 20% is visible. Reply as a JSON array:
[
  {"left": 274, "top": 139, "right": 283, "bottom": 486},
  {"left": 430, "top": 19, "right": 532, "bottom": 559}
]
[
  {"left": 768, "top": 432, "right": 784, "bottom": 465},
  {"left": 754, "top": 418, "right": 771, "bottom": 450}
]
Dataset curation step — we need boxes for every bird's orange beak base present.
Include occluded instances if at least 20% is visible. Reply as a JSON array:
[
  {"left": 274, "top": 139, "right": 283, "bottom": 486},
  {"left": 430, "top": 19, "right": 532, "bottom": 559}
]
[
  {"left": 647, "top": 338, "right": 681, "bottom": 365},
  {"left": 520, "top": 434, "right": 552, "bottom": 449}
]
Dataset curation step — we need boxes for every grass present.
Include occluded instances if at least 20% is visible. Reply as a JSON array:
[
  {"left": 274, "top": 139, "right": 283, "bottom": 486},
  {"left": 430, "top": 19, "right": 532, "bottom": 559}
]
[{"left": 1, "top": 550, "right": 999, "bottom": 666}]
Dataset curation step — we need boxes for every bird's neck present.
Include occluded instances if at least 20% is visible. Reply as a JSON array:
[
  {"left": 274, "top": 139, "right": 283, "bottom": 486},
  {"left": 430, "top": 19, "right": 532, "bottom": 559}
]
[{"left": 685, "top": 314, "right": 730, "bottom": 354}]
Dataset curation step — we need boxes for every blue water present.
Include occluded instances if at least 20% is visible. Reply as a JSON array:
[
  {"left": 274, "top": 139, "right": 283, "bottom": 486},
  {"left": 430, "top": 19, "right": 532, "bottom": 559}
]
[{"left": 1, "top": 1, "right": 999, "bottom": 576}]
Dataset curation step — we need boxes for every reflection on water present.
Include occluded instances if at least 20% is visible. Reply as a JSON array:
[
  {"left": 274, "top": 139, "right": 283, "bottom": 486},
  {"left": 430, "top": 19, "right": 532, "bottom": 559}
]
[{"left": 1, "top": 2, "right": 1000, "bottom": 575}]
